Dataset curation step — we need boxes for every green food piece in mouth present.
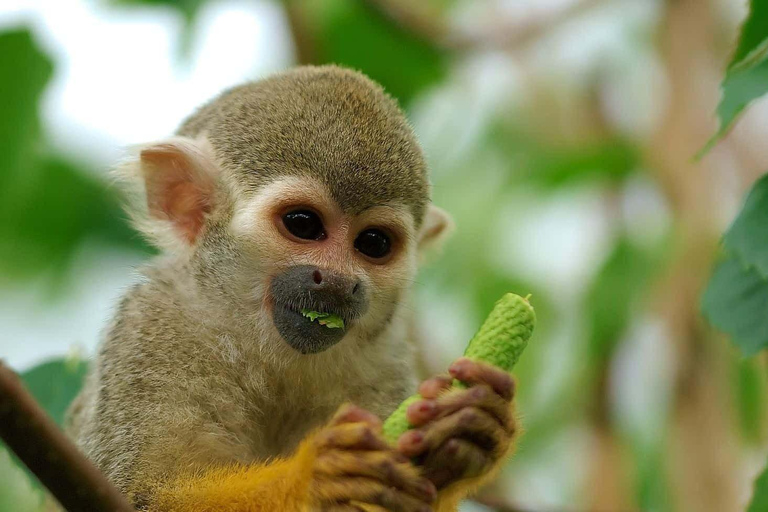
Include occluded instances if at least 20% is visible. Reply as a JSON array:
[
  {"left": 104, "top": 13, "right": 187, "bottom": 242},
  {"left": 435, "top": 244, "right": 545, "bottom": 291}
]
[{"left": 301, "top": 309, "right": 345, "bottom": 329}]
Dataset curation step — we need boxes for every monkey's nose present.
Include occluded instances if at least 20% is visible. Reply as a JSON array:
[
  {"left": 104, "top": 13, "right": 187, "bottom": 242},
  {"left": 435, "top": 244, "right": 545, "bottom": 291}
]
[{"left": 307, "top": 267, "right": 360, "bottom": 297}]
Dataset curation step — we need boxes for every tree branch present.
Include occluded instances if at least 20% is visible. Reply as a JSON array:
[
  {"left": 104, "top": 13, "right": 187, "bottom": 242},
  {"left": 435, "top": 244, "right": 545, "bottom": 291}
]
[{"left": 0, "top": 361, "right": 135, "bottom": 512}]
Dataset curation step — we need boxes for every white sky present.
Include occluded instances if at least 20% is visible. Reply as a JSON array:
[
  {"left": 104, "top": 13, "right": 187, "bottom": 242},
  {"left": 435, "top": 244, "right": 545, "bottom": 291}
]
[{"left": 1, "top": 0, "right": 294, "bottom": 166}]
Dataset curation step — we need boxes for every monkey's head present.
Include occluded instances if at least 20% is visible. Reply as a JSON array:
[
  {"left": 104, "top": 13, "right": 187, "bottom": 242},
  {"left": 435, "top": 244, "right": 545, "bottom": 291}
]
[{"left": 125, "top": 66, "right": 451, "bottom": 355}]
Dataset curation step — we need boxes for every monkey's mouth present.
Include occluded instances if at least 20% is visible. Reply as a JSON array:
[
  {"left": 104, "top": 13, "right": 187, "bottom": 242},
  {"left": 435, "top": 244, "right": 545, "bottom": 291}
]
[{"left": 272, "top": 303, "right": 349, "bottom": 354}]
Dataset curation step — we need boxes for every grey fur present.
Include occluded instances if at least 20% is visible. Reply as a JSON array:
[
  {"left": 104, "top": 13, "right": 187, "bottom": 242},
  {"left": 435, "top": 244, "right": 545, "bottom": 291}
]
[{"left": 178, "top": 65, "right": 430, "bottom": 225}]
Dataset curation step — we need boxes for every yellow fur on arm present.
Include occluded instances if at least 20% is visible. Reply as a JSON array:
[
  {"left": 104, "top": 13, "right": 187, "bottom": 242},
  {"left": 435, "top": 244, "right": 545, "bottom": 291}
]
[
  {"left": 432, "top": 462, "right": 505, "bottom": 512},
  {"left": 149, "top": 436, "right": 318, "bottom": 512}
]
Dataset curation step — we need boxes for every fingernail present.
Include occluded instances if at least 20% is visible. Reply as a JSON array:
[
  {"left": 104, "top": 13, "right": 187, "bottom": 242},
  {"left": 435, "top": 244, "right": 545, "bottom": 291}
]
[
  {"left": 449, "top": 359, "right": 469, "bottom": 377},
  {"left": 408, "top": 431, "right": 424, "bottom": 446},
  {"left": 417, "top": 400, "right": 436, "bottom": 414},
  {"left": 421, "top": 482, "right": 437, "bottom": 500}
]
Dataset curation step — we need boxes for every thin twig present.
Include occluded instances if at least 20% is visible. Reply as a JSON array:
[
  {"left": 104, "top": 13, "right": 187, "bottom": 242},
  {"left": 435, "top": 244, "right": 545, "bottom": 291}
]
[
  {"left": 283, "top": 0, "right": 319, "bottom": 64},
  {"left": 0, "top": 361, "right": 135, "bottom": 512}
]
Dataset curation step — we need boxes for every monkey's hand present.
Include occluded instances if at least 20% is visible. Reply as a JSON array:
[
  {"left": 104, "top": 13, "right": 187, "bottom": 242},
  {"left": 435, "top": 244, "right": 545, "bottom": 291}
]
[
  {"left": 396, "top": 358, "right": 517, "bottom": 510},
  {"left": 310, "top": 404, "right": 436, "bottom": 512}
]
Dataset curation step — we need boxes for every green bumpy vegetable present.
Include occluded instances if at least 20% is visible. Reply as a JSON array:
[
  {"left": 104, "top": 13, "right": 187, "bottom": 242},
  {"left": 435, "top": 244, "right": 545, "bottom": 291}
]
[{"left": 382, "top": 293, "right": 535, "bottom": 443}]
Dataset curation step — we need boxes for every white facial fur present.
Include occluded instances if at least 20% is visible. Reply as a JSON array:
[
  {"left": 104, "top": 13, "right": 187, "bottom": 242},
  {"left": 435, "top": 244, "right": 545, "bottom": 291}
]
[{"left": 228, "top": 176, "right": 419, "bottom": 357}]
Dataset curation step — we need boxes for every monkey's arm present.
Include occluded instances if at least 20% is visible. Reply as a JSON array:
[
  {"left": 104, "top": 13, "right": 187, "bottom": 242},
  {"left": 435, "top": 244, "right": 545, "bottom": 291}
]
[
  {"left": 149, "top": 437, "right": 317, "bottom": 512},
  {"left": 144, "top": 405, "right": 435, "bottom": 512}
]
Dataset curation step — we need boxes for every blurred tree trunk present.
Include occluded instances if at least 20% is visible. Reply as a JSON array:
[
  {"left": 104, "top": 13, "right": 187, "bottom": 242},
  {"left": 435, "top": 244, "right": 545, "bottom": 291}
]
[
  {"left": 646, "top": 0, "right": 745, "bottom": 511},
  {"left": 587, "top": 365, "right": 636, "bottom": 512}
]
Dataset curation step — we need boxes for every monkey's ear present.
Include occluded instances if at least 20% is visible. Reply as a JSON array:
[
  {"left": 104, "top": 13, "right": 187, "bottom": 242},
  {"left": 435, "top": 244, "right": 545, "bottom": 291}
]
[
  {"left": 118, "top": 137, "right": 219, "bottom": 250},
  {"left": 417, "top": 204, "right": 453, "bottom": 258},
  {"left": 139, "top": 139, "right": 218, "bottom": 245}
]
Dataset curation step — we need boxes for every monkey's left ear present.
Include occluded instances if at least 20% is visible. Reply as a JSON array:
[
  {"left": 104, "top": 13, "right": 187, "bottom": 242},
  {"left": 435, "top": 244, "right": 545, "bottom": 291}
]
[{"left": 417, "top": 204, "right": 454, "bottom": 258}]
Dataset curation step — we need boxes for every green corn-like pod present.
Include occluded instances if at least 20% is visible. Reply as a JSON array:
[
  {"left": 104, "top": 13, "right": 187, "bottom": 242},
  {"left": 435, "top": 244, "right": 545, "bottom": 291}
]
[{"left": 382, "top": 293, "right": 535, "bottom": 444}]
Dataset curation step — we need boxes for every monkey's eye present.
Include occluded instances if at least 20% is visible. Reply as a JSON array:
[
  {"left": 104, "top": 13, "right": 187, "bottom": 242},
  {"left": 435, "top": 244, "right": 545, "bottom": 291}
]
[
  {"left": 282, "top": 210, "right": 325, "bottom": 240},
  {"left": 355, "top": 229, "right": 392, "bottom": 260}
]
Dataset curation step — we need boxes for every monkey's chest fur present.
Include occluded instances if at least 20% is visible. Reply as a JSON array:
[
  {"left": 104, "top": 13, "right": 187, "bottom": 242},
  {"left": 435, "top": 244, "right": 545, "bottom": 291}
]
[{"left": 68, "top": 281, "right": 418, "bottom": 492}]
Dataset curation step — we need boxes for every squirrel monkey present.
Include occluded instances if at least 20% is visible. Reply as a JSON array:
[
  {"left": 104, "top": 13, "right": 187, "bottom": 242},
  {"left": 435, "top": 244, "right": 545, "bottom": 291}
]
[{"left": 66, "top": 66, "right": 519, "bottom": 511}]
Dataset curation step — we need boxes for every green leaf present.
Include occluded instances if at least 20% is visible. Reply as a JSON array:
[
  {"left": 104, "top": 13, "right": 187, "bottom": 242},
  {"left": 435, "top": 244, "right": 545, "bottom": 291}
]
[
  {"left": 702, "top": 253, "right": 768, "bottom": 356},
  {"left": 722, "top": 174, "right": 768, "bottom": 277},
  {"left": 307, "top": 0, "right": 448, "bottom": 106},
  {"left": 728, "top": 0, "right": 768, "bottom": 72},
  {"left": 20, "top": 358, "right": 88, "bottom": 426},
  {"left": 705, "top": 0, "right": 768, "bottom": 150},
  {"left": 748, "top": 458, "right": 768, "bottom": 512},
  {"left": 0, "top": 29, "right": 53, "bottom": 190},
  {"left": 702, "top": 174, "right": 768, "bottom": 355}
]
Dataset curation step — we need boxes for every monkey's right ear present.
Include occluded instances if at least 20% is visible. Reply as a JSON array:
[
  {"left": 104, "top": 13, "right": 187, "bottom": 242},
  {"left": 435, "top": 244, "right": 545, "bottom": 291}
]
[{"left": 119, "top": 137, "right": 220, "bottom": 251}]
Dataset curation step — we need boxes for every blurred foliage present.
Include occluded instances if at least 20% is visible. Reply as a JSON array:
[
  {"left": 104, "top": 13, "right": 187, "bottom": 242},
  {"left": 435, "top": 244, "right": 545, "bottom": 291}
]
[
  {"left": 586, "top": 237, "right": 657, "bottom": 364},
  {"left": 301, "top": 0, "right": 448, "bottom": 106},
  {"left": 109, "top": 0, "right": 205, "bottom": 24},
  {"left": 490, "top": 125, "right": 640, "bottom": 190},
  {"left": 706, "top": 0, "right": 768, "bottom": 149},
  {"left": 0, "top": 30, "right": 51, "bottom": 190},
  {"left": 748, "top": 462, "right": 768, "bottom": 512},
  {"left": 21, "top": 359, "right": 88, "bottom": 427},
  {"left": 107, "top": 0, "right": 207, "bottom": 56},
  {"left": 0, "top": 28, "right": 148, "bottom": 289},
  {"left": 0, "top": 449, "right": 42, "bottom": 512},
  {"left": 735, "top": 356, "right": 768, "bottom": 443}
]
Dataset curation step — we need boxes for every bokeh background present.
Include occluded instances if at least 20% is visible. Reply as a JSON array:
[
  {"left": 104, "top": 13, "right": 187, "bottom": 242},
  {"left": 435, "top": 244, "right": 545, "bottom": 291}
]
[{"left": 1, "top": 0, "right": 767, "bottom": 511}]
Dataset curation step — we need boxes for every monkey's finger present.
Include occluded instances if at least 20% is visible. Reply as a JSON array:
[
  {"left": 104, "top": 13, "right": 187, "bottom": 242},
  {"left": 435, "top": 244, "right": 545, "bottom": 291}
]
[
  {"left": 420, "top": 438, "right": 489, "bottom": 489},
  {"left": 313, "top": 477, "right": 433, "bottom": 512},
  {"left": 397, "top": 407, "right": 506, "bottom": 458},
  {"left": 417, "top": 375, "right": 453, "bottom": 399},
  {"left": 448, "top": 358, "right": 515, "bottom": 401},
  {"left": 314, "top": 450, "right": 436, "bottom": 502},
  {"left": 329, "top": 404, "right": 383, "bottom": 429},
  {"left": 406, "top": 386, "right": 512, "bottom": 431},
  {"left": 316, "top": 422, "right": 390, "bottom": 452}
]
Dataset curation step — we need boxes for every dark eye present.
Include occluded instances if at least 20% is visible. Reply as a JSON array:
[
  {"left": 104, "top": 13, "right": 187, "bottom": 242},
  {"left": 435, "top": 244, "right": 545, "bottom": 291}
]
[
  {"left": 282, "top": 210, "right": 325, "bottom": 240},
  {"left": 355, "top": 229, "right": 392, "bottom": 260}
]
